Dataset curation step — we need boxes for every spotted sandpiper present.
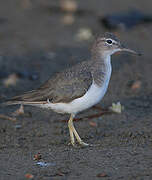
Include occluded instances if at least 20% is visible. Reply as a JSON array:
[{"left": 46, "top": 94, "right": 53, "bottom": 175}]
[{"left": 3, "top": 32, "right": 140, "bottom": 147}]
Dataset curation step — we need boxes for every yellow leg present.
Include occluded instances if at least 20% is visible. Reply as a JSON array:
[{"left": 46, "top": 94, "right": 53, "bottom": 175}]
[
  {"left": 68, "top": 114, "right": 89, "bottom": 147},
  {"left": 68, "top": 115, "right": 75, "bottom": 146}
]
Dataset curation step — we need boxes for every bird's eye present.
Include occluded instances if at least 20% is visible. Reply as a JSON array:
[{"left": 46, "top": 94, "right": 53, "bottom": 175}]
[{"left": 106, "top": 39, "right": 112, "bottom": 44}]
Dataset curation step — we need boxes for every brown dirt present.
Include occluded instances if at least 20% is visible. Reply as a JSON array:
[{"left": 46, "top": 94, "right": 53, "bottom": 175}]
[{"left": 0, "top": 0, "right": 152, "bottom": 179}]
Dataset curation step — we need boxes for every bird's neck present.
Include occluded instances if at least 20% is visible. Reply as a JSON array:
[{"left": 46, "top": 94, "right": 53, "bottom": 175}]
[{"left": 91, "top": 52, "right": 112, "bottom": 86}]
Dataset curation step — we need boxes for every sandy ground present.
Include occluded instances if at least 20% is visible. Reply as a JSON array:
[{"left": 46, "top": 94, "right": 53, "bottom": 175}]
[{"left": 0, "top": 0, "right": 152, "bottom": 179}]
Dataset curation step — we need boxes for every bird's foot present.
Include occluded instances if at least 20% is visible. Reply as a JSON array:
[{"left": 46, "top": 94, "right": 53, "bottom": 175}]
[
  {"left": 68, "top": 140, "right": 99, "bottom": 147},
  {"left": 68, "top": 140, "right": 89, "bottom": 147},
  {"left": 68, "top": 141, "right": 76, "bottom": 147},
  {"left": 78, "top": 140, "right": 90, "bottom": 147},
  {"left": 79, "top": 140, "right": 101, "bottom": 147},
  {"left": 79, "top": 141, "right": 100, "bottom": 147}
]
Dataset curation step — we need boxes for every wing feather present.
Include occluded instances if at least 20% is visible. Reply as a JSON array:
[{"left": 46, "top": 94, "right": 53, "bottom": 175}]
[{"left": 4, "top": 60, "right": 93, "bottom": 105}]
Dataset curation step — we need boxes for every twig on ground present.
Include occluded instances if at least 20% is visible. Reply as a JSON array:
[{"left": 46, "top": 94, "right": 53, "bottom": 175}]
[
  {"left": 0, "top": 114, "right": 17, "bottom": 122},
  {"left": 61, "top": 106, "right": 112, "bottom": 122}
]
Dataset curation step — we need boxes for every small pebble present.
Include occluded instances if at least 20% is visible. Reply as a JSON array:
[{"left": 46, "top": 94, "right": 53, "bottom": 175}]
[
  {"left": 3, "top": 73, "right": 19, "bottom": 87},
  {"left": 25, "top": 173, "right": 34, "bottom": 179},
  {"left": 15, "top": 124, "right": 22, "bottom": 129},
  {"left": 60, "top": 0, "right": 77, "bottom": 13},
  {"left": 97, "top": 173, "right": 108, "bottom": 177},
  {"left": 36, "top": 161, "right": 56, "bottom": 167},
  {"left": 131, "top": 80, "right": 141, "bottom": 91},
  {"left": 75, "top": 28, "right": 93, "bottom": 41},
  {"left": 109, "top": 102, "right": 124, "bottom": 114},
  {"left": 89, "top": 121, "right": 97, "bottom": 127},
  {"left": 33, "top": 152, "right": 42, "bottom": 161},
  {"left": 61, "top": 14, "right": 75, "bottom": 25}
]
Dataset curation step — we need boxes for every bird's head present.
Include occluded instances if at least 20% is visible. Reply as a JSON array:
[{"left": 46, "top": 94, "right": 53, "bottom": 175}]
[{"left": 92, "top": 32, "right": 141, "bottom": 58}]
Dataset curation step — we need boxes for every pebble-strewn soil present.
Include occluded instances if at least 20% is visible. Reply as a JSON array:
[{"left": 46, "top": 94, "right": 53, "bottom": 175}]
[{"left": 0, "top": 0, "right": 152, "bottom": 179}]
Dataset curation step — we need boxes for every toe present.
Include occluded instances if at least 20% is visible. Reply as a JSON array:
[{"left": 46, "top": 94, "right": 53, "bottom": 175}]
[{"left": 79, "top": 141, "right": 90, "bottom": 147}]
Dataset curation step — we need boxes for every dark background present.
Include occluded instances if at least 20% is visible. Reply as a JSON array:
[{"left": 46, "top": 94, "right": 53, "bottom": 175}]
[{"left": 0, "top": 0, "right": 152, "bottom": 179}]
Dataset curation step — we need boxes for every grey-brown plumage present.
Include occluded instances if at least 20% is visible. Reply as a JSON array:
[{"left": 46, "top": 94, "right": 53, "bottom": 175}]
[
  {"left": 8, "top": 60, "right": 93, "bottom": 104},
  {"left": 2, "top": 32, "right": 140, "bottom": 146},
  {"left": 5, "top": 32, "right": 120, "bottom": 105}
]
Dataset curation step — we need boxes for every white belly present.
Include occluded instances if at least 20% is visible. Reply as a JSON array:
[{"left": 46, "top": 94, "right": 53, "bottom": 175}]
[
  {"left": 41, "top": 57, "right": 112, "bottom": 114},
  {"left": 47, "top": 81, "right": 110, "bottom": 114},
  {"left": 41, "top": 66, "right": 111, "bottom": 114}
]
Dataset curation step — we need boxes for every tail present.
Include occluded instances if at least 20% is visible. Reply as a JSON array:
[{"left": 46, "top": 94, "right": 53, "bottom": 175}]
[
  {"left": 1, "top": 100, "right": 47, "bottom": 107},
  {"left": 0, "top": 89, "right": 47, "bottom": 107},
  {"left": 1, "top": 100, "right": 23, "bottom": 106}
]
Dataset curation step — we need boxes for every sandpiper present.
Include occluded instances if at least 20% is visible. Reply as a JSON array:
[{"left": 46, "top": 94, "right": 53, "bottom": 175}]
[{"left": 3, "top": 32, "right": 140, "bottom": 147}]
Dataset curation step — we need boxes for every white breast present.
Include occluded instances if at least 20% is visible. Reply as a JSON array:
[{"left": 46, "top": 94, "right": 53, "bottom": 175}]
[{"left": 41, "top": 56, "right": 112, "bottom": 114}]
